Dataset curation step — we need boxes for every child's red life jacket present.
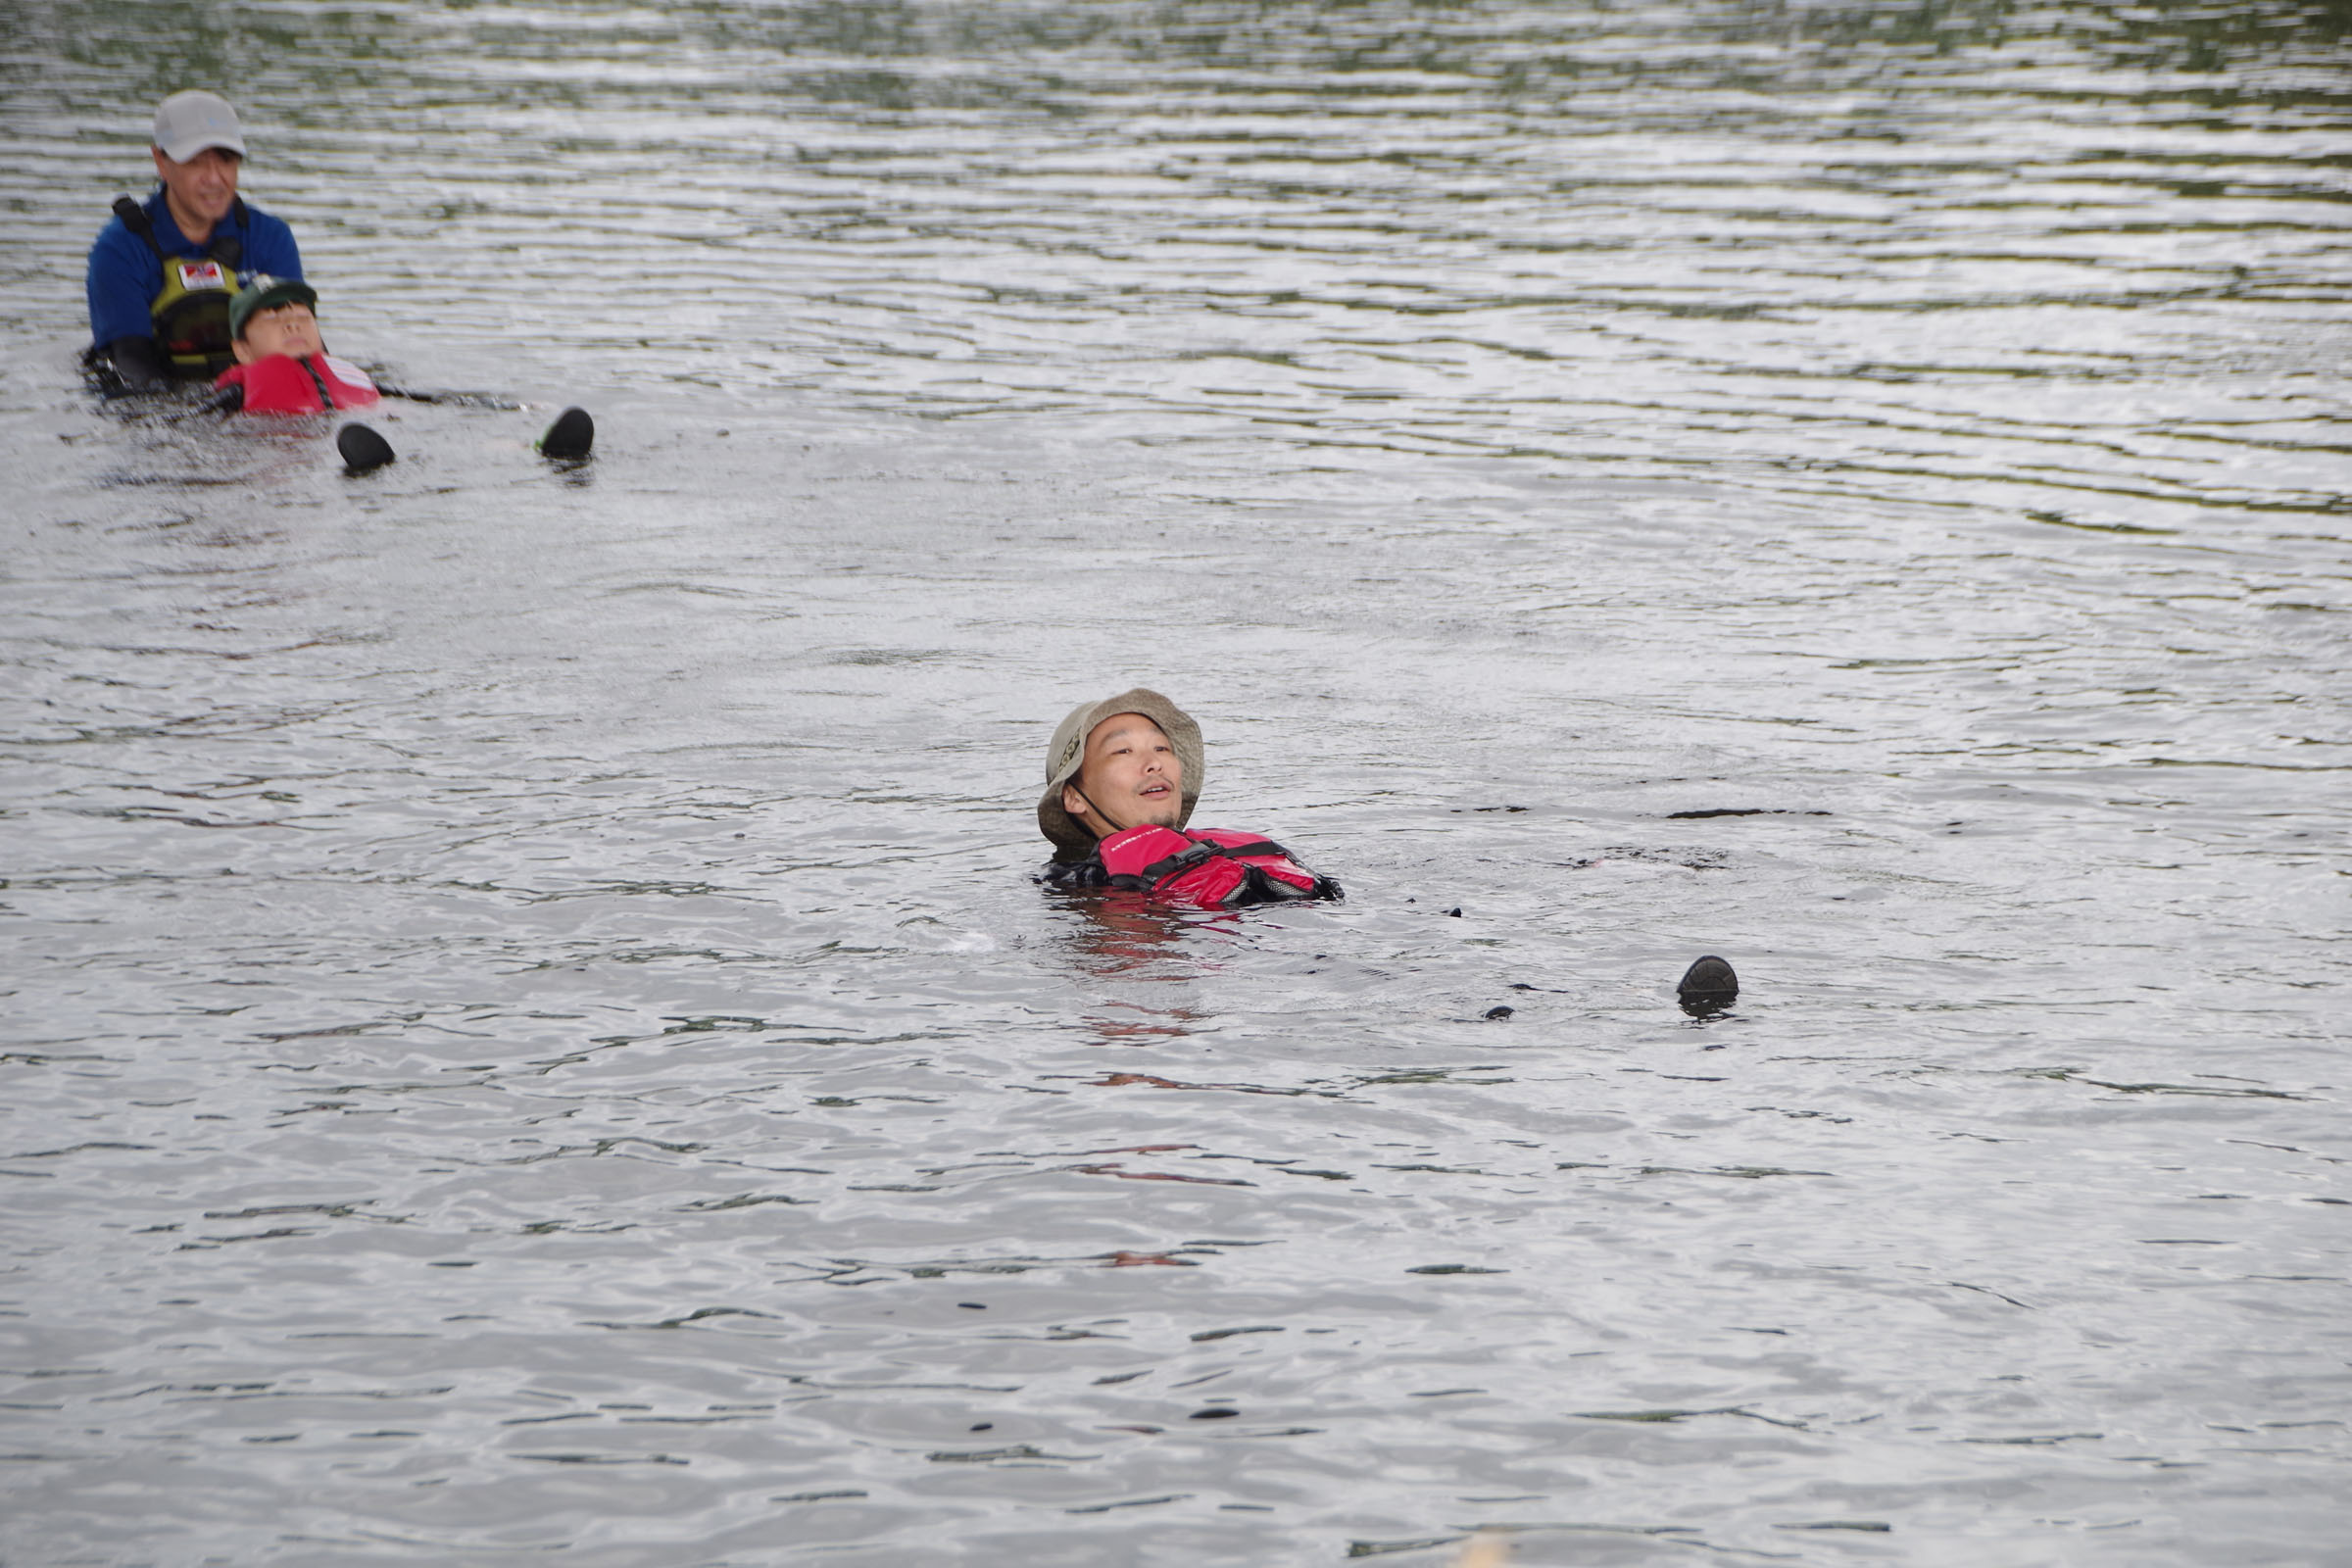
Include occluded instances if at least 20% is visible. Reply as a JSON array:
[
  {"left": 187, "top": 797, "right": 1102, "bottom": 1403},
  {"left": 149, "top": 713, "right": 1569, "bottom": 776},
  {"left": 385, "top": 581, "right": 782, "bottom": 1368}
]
[
  {"left": 1096, "top": 824, "right": 1339, "bottom": 908},
  {"left": 215, "top": 353, "right": 380, "bottom": 414}
]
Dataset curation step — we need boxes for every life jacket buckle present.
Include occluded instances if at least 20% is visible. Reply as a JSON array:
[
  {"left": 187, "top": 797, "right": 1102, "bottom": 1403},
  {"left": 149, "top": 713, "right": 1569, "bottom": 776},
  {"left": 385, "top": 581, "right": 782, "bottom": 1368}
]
[{"left": 1140, "top": 842, "right": 1217, "bottom": 882}]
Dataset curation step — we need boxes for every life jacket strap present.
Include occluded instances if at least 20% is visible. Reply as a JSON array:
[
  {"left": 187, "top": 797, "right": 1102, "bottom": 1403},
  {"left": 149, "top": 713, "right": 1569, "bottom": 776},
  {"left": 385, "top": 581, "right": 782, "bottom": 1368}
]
[
  {"left": 300, "top": 356, "right": 334, "bottom": 411},
  {"left": 114, "top": 195, "right": 162, "bottom": 260},
  {"left": 112, "top": 192, "right": 250, "bottom": 266},
  {"left": 1136, "top": 838, "right": 1283, "bottom": 882}
]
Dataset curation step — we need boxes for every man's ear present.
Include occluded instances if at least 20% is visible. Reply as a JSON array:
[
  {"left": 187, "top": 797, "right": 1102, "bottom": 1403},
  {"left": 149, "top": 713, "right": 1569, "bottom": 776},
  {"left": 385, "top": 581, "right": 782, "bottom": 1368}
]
[
  {"left": 151, "top": 147, "right": 172, "bottom": 179},
  {"left": 1061, "top": 783, "right": 1090, "bottom": 819}
]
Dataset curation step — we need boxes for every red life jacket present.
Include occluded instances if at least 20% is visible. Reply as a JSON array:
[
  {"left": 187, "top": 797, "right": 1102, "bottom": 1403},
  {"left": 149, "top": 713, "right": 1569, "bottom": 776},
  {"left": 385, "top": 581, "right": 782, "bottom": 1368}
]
[
  {"left": 215, "top": 353, "right": 380, "bottom": 414},
  {"left": 1096, "top": 824, "right": 1339, "bottom": 908}
]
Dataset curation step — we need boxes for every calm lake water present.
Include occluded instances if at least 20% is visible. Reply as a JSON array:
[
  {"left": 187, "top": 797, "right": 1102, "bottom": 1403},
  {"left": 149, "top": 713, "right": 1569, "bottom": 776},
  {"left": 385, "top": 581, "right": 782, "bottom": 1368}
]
[{"left": 2, "top": 2, "right": 2348, "bottom": 1564}]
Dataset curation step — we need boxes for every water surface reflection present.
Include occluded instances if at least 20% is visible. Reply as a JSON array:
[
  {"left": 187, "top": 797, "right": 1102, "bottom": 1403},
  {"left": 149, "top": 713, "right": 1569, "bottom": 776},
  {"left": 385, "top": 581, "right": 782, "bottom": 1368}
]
[{"left": 2, "top": 1, "right": 2347, "bottom": 1564}]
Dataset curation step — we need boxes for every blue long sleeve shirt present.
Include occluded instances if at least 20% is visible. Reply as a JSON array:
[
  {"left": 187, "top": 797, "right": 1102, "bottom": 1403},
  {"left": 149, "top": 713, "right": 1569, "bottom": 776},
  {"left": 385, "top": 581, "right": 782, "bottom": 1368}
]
[{"left": 85, "top": 188, "right": 302, "bottom": 349}]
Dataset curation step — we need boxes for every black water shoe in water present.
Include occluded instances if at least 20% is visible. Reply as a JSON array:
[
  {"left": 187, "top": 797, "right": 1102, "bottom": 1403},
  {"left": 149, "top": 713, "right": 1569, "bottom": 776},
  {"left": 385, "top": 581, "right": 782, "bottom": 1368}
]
[
  {"left": 337, "top": 422, "right": 396, "bottom": 474},
  {"left": 1677, "top": 955, "right": 1739, "bottom": 1015},
  {"left": 538, "top": 407, "right": 594, "bottom": 461}
]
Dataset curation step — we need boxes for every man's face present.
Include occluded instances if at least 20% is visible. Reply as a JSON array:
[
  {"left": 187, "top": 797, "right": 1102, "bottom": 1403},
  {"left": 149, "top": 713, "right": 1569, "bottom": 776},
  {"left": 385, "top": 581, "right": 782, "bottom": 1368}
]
[
  {"left": 152, "top": 145, "right": 241, "bottom": 234},
  {"left": 233, "top": 302, "right": 324, "bottom": 364},
  {"left": 1064, "top": 712, "right": 1183, "bottom": 838}
]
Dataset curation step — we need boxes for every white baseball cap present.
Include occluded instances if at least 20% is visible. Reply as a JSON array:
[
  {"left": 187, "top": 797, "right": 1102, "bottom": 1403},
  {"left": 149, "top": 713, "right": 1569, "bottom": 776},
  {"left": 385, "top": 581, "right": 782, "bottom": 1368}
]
[{"left": 153, "top": 91, "right": 247, "bottom": 162}]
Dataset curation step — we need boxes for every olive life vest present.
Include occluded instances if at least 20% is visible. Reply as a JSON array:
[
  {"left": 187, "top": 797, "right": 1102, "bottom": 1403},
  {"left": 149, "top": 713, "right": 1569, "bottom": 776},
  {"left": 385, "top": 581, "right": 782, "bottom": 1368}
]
[
  {"left": 113, "top": 194, "right": 248, "bottom": 378},
  {"left": 1095, "top": 824, "right": 1340, "bottom": 907}
]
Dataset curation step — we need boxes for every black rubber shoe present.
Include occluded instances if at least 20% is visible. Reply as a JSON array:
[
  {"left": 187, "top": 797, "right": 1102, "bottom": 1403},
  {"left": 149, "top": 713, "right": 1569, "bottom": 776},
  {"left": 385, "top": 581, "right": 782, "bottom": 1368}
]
[
  {"left": 1677, "top": 955, "right": 1739, "bottom": 1015},
  {"left": 537, "top": 407, "right": 594, "bottom": 461},
  {"left": 337, "top": 422, "right": 396, "bottom": 473}
]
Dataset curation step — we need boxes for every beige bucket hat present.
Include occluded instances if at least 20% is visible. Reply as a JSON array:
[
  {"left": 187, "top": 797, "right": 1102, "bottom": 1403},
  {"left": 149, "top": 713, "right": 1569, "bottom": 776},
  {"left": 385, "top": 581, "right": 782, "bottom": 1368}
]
[{"left": 1038, "top": 688, "right": 1203, "bottom": 857}]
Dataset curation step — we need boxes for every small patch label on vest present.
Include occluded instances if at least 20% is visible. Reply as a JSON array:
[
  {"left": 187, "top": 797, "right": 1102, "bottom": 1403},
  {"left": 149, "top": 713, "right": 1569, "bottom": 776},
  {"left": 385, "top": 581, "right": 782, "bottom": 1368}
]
[{"left": 177, "top": 260, "right": 227, "bottom": 291}]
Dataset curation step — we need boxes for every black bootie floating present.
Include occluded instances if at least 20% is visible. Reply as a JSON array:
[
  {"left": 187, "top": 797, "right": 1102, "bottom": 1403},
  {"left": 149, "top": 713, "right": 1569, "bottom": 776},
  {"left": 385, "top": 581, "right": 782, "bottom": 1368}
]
[
  {"left": 538, "top": 407, "right": 594, "bottom": 461},
  {"left": 337, "top": 422, "right": 397, "bottom": 474},
  {"left": 1677, "top": 955, "right": 1739, "bottom": 1015}
]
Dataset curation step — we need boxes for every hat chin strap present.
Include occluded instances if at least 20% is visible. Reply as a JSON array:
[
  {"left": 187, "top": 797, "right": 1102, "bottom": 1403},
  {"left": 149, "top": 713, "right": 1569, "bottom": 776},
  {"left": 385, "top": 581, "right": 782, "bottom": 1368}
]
[
  {"left": 1067, "top": 785, "right": 1118, "bottom": 840},
  {"left": 1072, "top": 785, "right": 1165, "bottom": 842}
]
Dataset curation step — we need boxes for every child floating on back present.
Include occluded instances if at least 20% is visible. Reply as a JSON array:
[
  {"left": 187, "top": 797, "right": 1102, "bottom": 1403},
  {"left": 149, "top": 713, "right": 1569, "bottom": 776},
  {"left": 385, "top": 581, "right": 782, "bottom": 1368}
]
[
  {"left": 215, "top": 275, "right": 378, "bottom": 414},
  {"left": 212, "top": 274, "right": 593, "bottom": 471}
]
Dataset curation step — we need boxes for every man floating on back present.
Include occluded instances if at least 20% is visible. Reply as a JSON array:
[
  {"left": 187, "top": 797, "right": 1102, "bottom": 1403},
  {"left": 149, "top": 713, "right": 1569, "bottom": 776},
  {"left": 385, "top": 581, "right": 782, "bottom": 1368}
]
[
  {"left": 1034, "top": 687, "right": 1740, "bottom": 1011},
  {"left": 1037, "top": 688, "right": 1341, "bottom": 907}
]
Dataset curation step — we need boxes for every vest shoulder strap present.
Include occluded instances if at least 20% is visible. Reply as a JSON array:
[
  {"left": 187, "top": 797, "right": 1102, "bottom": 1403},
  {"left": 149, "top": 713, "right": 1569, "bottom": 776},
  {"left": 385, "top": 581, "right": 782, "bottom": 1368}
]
[
  {"left": 113, "top": 195, "right": 164, "bottom": 260},
  {"left": 112, "top": 194, "right": 250, "bottom": 264},
  {"left": 207, "top": 198, "right": 248, "bottom": 268}
]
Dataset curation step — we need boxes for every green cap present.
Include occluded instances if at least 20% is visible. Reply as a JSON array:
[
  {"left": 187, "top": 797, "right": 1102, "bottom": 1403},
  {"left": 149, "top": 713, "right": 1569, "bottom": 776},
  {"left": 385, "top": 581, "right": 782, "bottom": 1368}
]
[{"left": 228, "top": 274, "right": 318, "bottom": 340}]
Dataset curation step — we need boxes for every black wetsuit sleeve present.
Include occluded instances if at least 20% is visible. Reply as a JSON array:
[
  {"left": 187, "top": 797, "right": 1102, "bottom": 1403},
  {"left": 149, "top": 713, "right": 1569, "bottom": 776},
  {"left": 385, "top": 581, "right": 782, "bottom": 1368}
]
[
  {"left": 1236, "top": 858, "right": 1343, "bottom": 906},
  {"left": 101, "top": 335, "right": 167, "bottom": 391},
  {"left": 1039, "top": 855, "right": 1111, "bottom": 888}
]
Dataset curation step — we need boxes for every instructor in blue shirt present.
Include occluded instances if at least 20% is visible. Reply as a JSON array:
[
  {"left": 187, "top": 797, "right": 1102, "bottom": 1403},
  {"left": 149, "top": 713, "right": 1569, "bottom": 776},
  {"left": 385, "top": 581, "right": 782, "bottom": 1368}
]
[{"left": 85, "top": 90, "right": 303, "bottom": 391}]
